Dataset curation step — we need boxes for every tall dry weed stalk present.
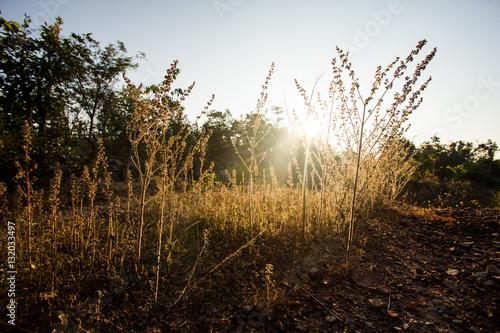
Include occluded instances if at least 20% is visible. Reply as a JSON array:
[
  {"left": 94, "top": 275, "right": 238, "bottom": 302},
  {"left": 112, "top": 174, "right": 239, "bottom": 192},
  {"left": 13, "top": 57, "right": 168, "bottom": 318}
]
[
  {"left": 232, "top": 62, "right": 274, "bottom": 234},
  {"left": 125, "top": 60, "right": 212, "bottom": 296},
  {"left": 48, "top": 165, "right": 62, "bottom": 290},
  {"left": 295, "top": 40, "right": 436, "bottom": 267},
  {"left": 14, "top": 121, "right": 36, "bottom": 277},
  {"left": 90, "top": 138, "right": 107, "bottom": 262},
  {"left": 125, "top": 74, "right": 164, "bottom": 264}
]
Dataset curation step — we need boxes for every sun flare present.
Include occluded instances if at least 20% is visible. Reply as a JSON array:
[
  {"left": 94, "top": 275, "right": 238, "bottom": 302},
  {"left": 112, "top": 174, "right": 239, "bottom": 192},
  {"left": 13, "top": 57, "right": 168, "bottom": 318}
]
[{"left": 301, "top": 117, "right": 322, "bottom": 140}]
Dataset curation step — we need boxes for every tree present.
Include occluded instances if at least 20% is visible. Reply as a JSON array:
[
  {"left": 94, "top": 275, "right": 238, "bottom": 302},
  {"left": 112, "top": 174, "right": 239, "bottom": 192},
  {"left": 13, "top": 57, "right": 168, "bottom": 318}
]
[
  {"left": 0, "top": 14, "right": 139, "bottom": 180},
  {"left": 70, "top": 39, "right": 137, "bottom": 143},
  {"left": 414, "top": 137, "right": 499, "bottom": 186},
  {"left": 0, "top": 15, "right": 82, "bottom": 178},
  {"left": 202, "top": 109, "right": 236, "bottom": 175}
]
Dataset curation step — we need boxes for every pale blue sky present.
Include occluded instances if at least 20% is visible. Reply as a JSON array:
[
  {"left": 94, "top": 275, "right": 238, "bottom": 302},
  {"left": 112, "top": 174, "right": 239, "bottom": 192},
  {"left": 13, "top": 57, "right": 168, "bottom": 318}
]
[{"left": 2, "top": 0, "right": 499, "bottom": 146}]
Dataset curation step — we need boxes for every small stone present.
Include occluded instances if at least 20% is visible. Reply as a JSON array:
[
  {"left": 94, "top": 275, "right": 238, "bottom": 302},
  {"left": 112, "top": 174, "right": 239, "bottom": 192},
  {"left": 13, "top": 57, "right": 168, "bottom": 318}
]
[
  {"left": 368, "top": 298, "right": 385, "bottom": 309},
  {"left": 309, "top": 267, "right": 323, "bottom": 281},
  {"left": 477, "top": 271, "right": 488, "bottom": 279},
  {"left": 365, "top": 321, "right": 375, "bottom": 328},
  {"left": 443, "top": 281, "right": 463, "bottom": 297},
  {"left": 447, "top": 268, "right": 460, "bottom": 276},
  {"left": 443, "top": 281, "right": 458, "bottom": 290},
  {"left": 486, "top": 265, "right": 499, "bottom": 275},
  {"left": 429, "top": 299, "right": 443, "bottom": 307},
  {"left": 483, "top": 280, "right": 495, "bottom": 287},
  {"left": 453, "top": 319, "right": 463, "bottom": 324},
  {"left": 242, "top": 305, "right": 254, "bottom": 315},
  {"left": 377, "top": 286, "right": 389, "bottom": 294},
  {"left": 51, "top": 310, "right": 67, "bottom": 324},
  {"left": 325, "top": 315, "right": 336, "bottom": 323}
]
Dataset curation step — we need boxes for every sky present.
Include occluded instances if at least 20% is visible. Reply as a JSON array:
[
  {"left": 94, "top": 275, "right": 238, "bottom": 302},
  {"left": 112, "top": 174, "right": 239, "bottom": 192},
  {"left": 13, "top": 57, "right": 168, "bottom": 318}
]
[{"left": 1, "top": 0, "right": 500, "bottom": 146}]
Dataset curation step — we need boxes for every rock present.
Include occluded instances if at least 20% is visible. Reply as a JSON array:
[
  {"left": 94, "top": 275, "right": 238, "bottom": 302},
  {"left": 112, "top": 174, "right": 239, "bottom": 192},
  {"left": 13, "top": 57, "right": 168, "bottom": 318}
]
[
  {"left": 443, "top": 281, "right": 463, "bottom": 297},
  {"left": 51, "top": 310, "right": 67, "bottom": 324},
  {"left": 446, "top": 268, "right": 460, "bottom": 276},
  {"left": 325, "top": 315, "right": 336, "bottom": 323},
  {"left": 368, "top": 298, "right": 385, "bottom": 309},
  {"left": 309, "top": 267, "right": 323, "bottom": 281},
  {"left": 309, "top": 267, "right": 323, "bottom": 282},
  {"left": 364, "top": 321, "right": 375, "bottom": 328},
  {"left": 486, "top": 265, "right": 499, "bottom": 275},
  {"left": 483, "top": 280, "right": 495, "bottom": 287},
  {"left": 50, "top": 310, "right": 71, "bottom": 333},
  {"left": 443, "top": 281, "right": 458, "bottom": 290},
  {"left": 241, "top": 305, "right": 254, "bottom": 315},
  {"left": 377, "top": 286, "right": 389, "bottom": 294},
  {"left": 428, "top": 299, "right": 443, "bottom": 307}
]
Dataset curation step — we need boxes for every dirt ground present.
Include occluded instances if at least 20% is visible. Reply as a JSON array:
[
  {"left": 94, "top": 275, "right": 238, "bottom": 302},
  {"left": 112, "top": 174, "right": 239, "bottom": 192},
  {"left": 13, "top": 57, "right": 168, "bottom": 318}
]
[{"left": 3, "top": 206, "right": 500, "bottom": 332}]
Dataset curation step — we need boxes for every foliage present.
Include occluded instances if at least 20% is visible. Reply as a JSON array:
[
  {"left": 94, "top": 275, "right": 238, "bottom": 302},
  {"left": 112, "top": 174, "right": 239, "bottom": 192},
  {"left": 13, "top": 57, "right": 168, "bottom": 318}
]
[
  {"left": 69, "top": 37, "right": 137, "bottom": 143},
  {"left": 414, "top": 135, "right": 500, "bottom": 186},
  {"left": 0, "top": 15, "right": 138, "bottom": 181}
]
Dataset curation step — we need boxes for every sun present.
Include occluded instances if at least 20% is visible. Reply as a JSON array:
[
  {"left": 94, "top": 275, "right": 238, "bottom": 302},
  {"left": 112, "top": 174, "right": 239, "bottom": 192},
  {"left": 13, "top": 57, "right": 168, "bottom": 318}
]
[{"left": 301, "top": 116, "right": 323, "bottom": 140}]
